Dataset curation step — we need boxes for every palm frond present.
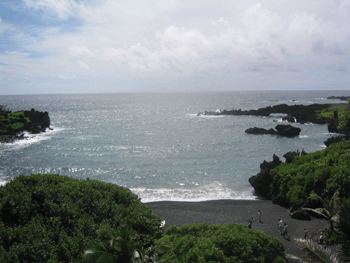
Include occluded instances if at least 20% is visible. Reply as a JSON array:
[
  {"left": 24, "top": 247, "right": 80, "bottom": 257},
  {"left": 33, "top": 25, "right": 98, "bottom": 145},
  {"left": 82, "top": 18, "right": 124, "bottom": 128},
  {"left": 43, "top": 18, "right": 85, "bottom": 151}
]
[
  {"left": 310, "top": 192, "right": 329, "bottom": 209},
  {"left": 294, "top": 238, "right": 341, "bottom": 263},
  {"left": 286, "top": 253, "right": 310, "bottom": 263},
  {"left": 302, "top": 208, "right": 329, "bottom": 219}
]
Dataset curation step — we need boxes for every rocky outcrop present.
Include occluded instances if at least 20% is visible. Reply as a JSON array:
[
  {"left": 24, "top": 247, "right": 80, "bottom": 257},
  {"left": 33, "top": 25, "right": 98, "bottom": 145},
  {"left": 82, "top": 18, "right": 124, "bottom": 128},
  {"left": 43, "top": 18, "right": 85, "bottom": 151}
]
[
  {"left": 245, "top": 124, "right": 301, "bottom": 137},
  {"left": 283, "top": 149, "right": 307, "bottom": 163},
  {"left": 282, "top": 115, "right": 295, "bottom": 122},
  {"left": 324, "top": 135, "right": 348, "bottom": 147},
  {"left": 275, "top": 124, "right": 301, "bottom": 137},
  {"left": 23, "top": 108, "right": 50, "bottom": 134},
  {"left": 248, "top": 154, "right": 281, "bottom": 199},
  {"left": 0, "top": 108, "right": 50, "bottom": 143},
  {"left": 249, "top": 150, "right": 307, "bottom": 205},
  {"left": 290, "top": 210, "right": 311, "bottom": 220},
  {"left": 245, "top": 127, "right": 277, "bottom": 135},
  {"left": 327, "top": 96, "right": 350, "bottom": 101},
  {"left": 0, "top": 134, "right": 27, "bottom": 143}
]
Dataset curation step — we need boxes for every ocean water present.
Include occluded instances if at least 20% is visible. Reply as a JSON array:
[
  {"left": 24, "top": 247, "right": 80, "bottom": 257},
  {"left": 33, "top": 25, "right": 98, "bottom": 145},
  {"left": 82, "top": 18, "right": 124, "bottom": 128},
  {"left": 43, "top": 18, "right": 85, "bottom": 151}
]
[{"left": 0, "top": 90, "right": 348, "bottom": 202}]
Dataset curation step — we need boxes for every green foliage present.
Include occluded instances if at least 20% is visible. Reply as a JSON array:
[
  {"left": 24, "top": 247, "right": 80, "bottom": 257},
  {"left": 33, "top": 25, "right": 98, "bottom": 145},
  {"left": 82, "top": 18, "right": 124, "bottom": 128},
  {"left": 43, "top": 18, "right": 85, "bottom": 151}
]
[
  {"left": 338, "top": 110, "right": 350, "bottom": 131},
  {"left": 0, "top": 174, "right": 163, "bottom": 262},
  {"left": 270, "top": 140, "right": 350, "bottom": 208},
  {"left": 316, "top": 107, "right": 347, "bottom": 119},
  {"left": 324, "top": 230, "right": 343, "bottom": 245},
  {"left": 339, "top": 197, "right": 350, "bottom": 242},
  {"left": 315, "top": 105, "right": 350, "bottom": 132},
  {"left": 0, "top": 111, "right": 31, "bottom": 135},
  {"left": 156, "top": 223, "right": 287, "bottom": 263},
  {"left": 83, "top": 224, "right": 141, "bottom": 263}
]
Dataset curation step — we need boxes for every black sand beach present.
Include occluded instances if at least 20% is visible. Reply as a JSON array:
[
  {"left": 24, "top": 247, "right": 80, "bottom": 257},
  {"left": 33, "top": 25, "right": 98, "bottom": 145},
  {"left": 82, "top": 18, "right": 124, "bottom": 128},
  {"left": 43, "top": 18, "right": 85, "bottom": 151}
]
[{"left": 146, "top": 199, "right": 329, "bottom": 260}]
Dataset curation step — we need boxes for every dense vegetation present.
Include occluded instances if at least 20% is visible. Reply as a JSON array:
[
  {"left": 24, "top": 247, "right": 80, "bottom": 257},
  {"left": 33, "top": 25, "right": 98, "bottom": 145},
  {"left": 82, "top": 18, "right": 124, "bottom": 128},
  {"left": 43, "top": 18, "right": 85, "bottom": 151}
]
[
  {"left": 156, "top": 223, "right": 287, "bottom": 263},
  {"left": 270, "top": 140, "right": 350, "bottom": 208},
  {"left": 0, "top": 174, "right": 163, "bottom": 262},
  {"left": 0, "top": 174, "right": 289, "bottom": 262},
  {"left": 0, "top": 105, "right": 50, "bottom": 140},
  {"left": 316, "top": 106, "right": 348, "bottom": 119},
  {"left": 0, "top": 110, "right": 31, "bottom": 135},
  {"left": 315, "top": 99, "right": 350, "bottom": 133}
]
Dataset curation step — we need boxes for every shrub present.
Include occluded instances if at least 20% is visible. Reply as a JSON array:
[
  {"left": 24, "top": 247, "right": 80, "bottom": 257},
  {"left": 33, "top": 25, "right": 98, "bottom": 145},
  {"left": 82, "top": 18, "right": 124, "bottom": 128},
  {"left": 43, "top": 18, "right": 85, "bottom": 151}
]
[
  {"left": 0, "top": 174, "right": 163, "bottom": 262},
  {"left": 156, "top": 223, "right": 287, "bottom": 263}
]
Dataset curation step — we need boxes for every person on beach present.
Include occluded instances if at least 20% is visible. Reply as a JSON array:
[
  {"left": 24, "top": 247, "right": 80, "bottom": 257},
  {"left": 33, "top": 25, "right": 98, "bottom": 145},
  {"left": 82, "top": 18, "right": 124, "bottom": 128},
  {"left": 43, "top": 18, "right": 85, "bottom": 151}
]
[
  {"left": 258, "top": 210, "right": 262, "bottom": 222},
  {"left": 248, "top": 218, "right": 254, "bottom": 229},
  {"left": 320, "top": 233, "right": 324, "bottom": 245},
  {"left": 284, "top": 223, "right": 289, "bottom": 238},
  {"left": 304, "top": 228, "right": 308, "bottom": 239},
  {"left": 278, "top": 219, "right": 284, "bottom": 234}
]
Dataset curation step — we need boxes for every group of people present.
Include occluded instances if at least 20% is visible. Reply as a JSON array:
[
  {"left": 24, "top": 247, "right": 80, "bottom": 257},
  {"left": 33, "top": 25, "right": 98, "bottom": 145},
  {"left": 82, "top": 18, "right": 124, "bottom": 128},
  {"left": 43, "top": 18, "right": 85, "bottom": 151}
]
[
  {"left": 278, "top": 218, "right": 289, "bottom": 239},
  {"left": 256, "top": 210, "right": 325, "bottom": 245},
  {"left": 304, "top": 228, "right": 324, "bottom": 245},
  {"left": 252, "top": 210, "right": 289, "bottom": 239}
]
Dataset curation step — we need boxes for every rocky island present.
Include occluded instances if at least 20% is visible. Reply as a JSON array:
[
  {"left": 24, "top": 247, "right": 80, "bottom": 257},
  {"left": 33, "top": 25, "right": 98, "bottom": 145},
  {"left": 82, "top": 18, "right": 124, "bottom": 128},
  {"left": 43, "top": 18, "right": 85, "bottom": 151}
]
[
  {"left": 0, "top": 106, "right": 51, "bottom": 143},
  {"left": 245, "top": 124, "right": 301, "bottom": 137}
]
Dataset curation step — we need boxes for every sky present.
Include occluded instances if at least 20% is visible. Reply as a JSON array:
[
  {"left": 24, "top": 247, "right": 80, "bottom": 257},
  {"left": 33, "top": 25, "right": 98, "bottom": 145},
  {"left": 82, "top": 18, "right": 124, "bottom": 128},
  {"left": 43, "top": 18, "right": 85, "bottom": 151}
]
[{"left": 0, "top": 0, "right": 350, "bottom": 95}]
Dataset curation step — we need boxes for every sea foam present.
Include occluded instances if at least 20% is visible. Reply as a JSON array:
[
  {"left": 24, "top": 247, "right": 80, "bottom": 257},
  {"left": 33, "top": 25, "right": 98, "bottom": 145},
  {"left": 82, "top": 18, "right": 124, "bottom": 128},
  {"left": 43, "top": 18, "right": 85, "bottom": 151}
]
[{"left": 131, "top": 182, "right": 257, "bottom": 203}]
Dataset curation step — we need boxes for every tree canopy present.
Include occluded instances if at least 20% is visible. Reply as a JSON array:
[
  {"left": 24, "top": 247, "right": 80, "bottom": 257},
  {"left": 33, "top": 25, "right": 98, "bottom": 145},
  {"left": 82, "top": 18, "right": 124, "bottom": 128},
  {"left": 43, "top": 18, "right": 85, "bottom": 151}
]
[
  {"left": 0, "top": 174, "right": 163, "bottom": 262},
  {"left": 156, "top": 223, "right": 287, "bottom": 263}
]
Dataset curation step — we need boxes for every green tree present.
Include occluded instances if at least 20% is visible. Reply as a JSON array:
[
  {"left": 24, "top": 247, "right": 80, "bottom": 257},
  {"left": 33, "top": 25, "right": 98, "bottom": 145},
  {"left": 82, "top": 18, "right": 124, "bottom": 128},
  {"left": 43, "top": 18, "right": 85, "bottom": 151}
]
[{"left": 0, "top": 174, "right": 162, "bottom": 262}]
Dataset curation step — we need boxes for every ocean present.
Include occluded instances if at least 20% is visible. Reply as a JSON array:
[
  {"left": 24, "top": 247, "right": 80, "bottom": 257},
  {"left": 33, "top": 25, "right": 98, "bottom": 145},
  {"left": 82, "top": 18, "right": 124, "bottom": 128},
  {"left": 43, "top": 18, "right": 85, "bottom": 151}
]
[{"left": 0, "top": 90, "right": 348, "bottom": 202}]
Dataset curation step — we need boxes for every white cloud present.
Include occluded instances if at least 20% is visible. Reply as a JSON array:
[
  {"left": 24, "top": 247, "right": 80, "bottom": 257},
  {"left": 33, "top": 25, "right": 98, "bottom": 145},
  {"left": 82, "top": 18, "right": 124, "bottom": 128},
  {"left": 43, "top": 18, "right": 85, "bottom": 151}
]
[
  {"left": 58, "top": 73, "right": 77, "bottom": 79},
  {"left": 77, "top": 61, "right": 89, "bottom": 70},
  {"left": 211, "top": 17, "right": 230, "bottom": 28},
  {"left": 0, "top": 17, "right": 12, "bottom": 36},
  {"left": 337, "top": 0, "right": 350, "bottom": 16},
  {"left": 1, "top": 0, "right": 350, "bottom": 94},
  {"left": 23, "top": 0, "right": 84, "bottom": 20},
  {"left": 70, "top": 46, "right": 94, "bottom": 57},
  {"left": 242, "top": 3, "right": 282, "bottom": 34}
]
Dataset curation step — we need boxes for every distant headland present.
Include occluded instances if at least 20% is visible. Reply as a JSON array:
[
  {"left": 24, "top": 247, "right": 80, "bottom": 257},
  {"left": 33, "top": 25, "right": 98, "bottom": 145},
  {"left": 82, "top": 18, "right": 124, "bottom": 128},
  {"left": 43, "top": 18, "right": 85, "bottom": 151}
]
[
  {"left": 0, "top": 106, "right": 51, "bottom": 143},
  {"left": 198, "top": 102, "right": 349, "bottom": 135}
]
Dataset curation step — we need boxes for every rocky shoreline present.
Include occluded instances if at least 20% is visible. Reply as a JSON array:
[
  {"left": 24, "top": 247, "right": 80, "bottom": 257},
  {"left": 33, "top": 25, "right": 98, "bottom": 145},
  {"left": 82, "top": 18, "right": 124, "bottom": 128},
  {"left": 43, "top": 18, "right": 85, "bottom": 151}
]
[
  {"left": 199, "top": 101, "right": 349, "bottom": 218},
  {"left": 0, "top": 108, "right": 51, "bottom": 143},
  {"left": 198, "top": 103, "right": 346, "bottom": 128},
  {"left": 199, "top": 102, "right": 349, "bottom": 137}
]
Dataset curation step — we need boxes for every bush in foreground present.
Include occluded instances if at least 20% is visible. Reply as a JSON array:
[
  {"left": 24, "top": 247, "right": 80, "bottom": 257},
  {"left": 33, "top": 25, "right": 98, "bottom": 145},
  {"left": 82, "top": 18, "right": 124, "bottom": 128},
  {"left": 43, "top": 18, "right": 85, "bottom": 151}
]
[
  {"left": 0, "top": 174, "right": 163, "bottom": 262},
  {"left": 156, "top": 223, "right": 287, "bottom": 263}
]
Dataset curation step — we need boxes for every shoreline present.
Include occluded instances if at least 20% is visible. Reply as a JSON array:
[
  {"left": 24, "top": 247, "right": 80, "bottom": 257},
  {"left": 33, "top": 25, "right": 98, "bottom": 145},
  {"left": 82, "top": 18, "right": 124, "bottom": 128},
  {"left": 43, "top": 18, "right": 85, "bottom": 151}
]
[{"left": 146, "top": 199, "right": 329, "bottom": 259}]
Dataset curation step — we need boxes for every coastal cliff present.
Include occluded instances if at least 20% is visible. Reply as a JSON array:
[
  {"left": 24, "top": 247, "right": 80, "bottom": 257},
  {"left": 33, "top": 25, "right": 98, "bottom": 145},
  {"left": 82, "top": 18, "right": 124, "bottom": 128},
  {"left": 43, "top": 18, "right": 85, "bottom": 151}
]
[
  {"left": 249, "top": 140, "right": 350, "bottom": 213},
  {"left": 0, "top": 107, "right": 50, "bottom": 143}
]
